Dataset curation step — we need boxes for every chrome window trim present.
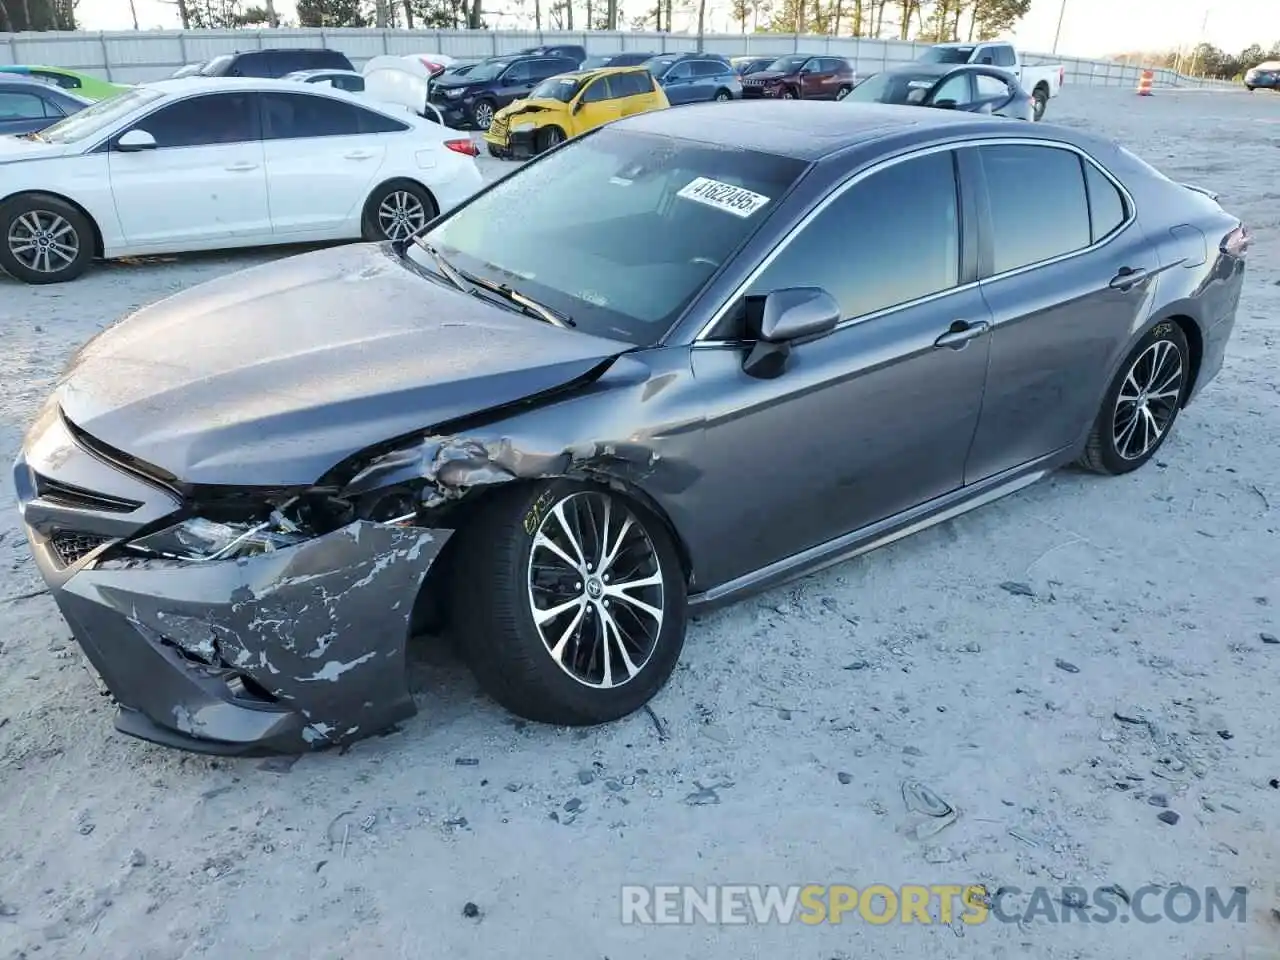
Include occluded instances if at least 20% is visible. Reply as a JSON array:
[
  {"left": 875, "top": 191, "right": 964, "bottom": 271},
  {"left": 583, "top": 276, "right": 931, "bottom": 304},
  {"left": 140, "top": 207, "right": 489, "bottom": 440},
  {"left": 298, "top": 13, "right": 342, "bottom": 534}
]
[{"left": 691, "top": 135, "right": 1138, "bottom": 345}]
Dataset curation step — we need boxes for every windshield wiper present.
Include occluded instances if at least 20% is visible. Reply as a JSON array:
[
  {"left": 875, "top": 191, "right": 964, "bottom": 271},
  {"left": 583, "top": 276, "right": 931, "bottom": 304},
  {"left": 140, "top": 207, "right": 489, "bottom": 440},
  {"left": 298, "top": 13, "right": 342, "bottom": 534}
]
[
  {"left": 469, "top": 276, "right": 576, "bottom": 328},
  {"left": 410, "top": 237, "right": 474, "bottom": 294}
]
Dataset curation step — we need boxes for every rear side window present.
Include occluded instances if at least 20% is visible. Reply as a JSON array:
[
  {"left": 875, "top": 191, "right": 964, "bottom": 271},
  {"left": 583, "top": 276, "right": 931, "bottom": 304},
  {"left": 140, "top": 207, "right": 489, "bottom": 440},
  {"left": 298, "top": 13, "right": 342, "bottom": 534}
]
[
  {"left": 261, "top": 92, "right": 402, "bottom": 138},
  {"left": 613, "top": 72, "right": 651, "bottom": 97},
  {"left": 0, "top": 92, "right": 46, "bottom": 120},
  {"left": 748, "top": 150, "right": 960, "bottom": 321},
  {"left": 978, "top": 144, "right": 1091, "bottom": 274},
  {"left": 691, "top": 60, "right": 725, "bottom": 77},
  {"left": 993, "top": 46, "right": 1016, "bottom": 67},
  {"left": 1083, "top": 160, "right": 1128, "bottom": 242},
  {"left": 310, "top": 50, "right": 355, "bottom": 71}
]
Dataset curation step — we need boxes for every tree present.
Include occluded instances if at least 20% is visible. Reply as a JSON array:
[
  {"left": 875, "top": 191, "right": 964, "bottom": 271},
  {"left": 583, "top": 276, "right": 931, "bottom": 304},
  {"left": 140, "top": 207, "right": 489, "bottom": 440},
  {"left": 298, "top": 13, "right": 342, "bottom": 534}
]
[
  {"left": 296, "top": 0, "right": 370, "bottom": 25},
  {"left": 0, "top": 0, "right": 76, "bottom": 29}
]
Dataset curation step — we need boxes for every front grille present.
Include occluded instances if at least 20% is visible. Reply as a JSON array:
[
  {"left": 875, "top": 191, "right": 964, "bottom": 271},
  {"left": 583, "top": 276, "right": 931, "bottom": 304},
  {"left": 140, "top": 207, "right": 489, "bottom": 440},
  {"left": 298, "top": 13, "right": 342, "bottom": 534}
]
[
  {"left": 50, "top": 530, "right": 111, "bottom": 567},
  {"left": 34, "top": 473, "right": 142, "bottom": 513}
]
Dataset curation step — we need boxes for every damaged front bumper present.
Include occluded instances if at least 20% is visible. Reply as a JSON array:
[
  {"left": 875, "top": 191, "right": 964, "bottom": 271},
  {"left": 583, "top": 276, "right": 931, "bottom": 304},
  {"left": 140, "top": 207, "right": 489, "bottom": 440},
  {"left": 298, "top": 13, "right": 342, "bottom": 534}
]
[{"left": 15, "top": 409, "right": 450, "bottom": 756}]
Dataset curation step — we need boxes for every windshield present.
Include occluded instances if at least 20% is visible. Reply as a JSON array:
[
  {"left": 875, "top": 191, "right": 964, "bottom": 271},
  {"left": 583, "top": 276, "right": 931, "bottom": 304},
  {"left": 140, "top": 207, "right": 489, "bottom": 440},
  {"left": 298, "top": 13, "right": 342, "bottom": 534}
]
[
  {"left": 767, "top": 55, "right": 808, "bottom": 72},
  {"left": 531, "top": 75, "right": 585, "bottom": 101},
  {"left": 918, "top": 45, "right": 974, "bottom": 64},
  {"left": 411, "top": 127, "right": 810, "bottom": 345},
  {"left": 199, "top": 54, "right": 234, "bottom": 76},
  {"left": 34, "top": 87, "right": 163, "bottom": 144},
  {"left": 580, "top": 55, "right": 615, "bottom": 69},
  {"left": 846, "top": 71, "right": 941, "bottom": 104},
  {"left": 461, "top": 59, "right": 511, "bottom": 82}
]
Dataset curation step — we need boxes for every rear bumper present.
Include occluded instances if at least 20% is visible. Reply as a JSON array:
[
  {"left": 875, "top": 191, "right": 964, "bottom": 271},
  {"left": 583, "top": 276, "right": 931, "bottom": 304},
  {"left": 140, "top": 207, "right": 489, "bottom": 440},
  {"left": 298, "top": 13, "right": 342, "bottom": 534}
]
[{"left": 1245, "top": 74, "right": 1279, "bottom": 87}]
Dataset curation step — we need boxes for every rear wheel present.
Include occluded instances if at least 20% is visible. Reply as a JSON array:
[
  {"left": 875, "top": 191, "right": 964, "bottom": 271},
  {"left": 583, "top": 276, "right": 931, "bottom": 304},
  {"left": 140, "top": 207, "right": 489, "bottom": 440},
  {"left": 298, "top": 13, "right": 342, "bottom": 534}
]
[
  {"left": 1032, "top": 87, "right": 1048, "bottom": 120},
  {"left": 0, "top": 193, "right": 93, "bottom": 285},
  {"left": 835, "top": 85, "right": 852, "bottom": 100},
  {"left": 361, "top": 179, "right": 437, "bottom": 242},
  {"left": 453, "top": 481, "right": 688, "bottom": 725},
  {"left": 713, "top": 88, "right": 732, "bottom": 102},
  {"left": 1078, "top": 322, "right": 1189, "bottom": 475}
]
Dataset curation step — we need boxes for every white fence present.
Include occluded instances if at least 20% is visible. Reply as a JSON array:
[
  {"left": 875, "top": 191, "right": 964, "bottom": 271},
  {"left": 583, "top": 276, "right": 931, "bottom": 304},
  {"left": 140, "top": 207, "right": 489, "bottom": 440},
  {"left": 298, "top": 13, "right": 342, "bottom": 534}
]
[{"left": 0, "top": 28, "right": 1233, "bottom": 90}]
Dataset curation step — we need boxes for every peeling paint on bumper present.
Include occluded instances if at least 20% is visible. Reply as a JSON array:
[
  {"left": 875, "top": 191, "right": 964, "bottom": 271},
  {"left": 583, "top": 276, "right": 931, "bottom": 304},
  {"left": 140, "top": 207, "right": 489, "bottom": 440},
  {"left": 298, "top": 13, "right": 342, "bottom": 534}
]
[{"left": 29, "top": 520, "right": 449, "bottom": 756}]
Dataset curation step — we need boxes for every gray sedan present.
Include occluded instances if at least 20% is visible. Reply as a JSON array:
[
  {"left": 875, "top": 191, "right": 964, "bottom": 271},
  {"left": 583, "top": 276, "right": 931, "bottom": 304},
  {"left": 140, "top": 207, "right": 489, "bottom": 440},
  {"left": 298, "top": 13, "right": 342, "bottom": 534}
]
[
  {"left": 0, "top": 78, "right": 91, "bottom": 135},
  {"left": 847, "top": 62, "right": 1035, "bottom": 119},
  {"left": 15, "top": 102, "right": 1248, "bottom": 755}
]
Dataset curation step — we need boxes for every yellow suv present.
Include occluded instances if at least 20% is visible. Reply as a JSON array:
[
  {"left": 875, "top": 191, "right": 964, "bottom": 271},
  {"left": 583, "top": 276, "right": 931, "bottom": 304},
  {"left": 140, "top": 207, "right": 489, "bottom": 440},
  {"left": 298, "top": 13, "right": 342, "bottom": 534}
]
[{"left": 484, "top": 65, "right": 669, "bottom": 159}]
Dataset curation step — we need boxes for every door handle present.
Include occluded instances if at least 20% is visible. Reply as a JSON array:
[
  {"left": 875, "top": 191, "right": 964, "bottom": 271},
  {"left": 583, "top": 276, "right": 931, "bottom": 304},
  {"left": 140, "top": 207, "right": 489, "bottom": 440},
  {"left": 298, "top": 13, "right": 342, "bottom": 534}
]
[
  {"left": 1109, "top": 266, "right": 1148, "bottom": 290},
  {"left": 224, "top": 162, "right": 258, "bottom": 172},
  {"left": 934, "top": 319, "right": 989, "bottom": 349},
  {"left": 343, "top": 150, "right": 376, "bottom": 160}
]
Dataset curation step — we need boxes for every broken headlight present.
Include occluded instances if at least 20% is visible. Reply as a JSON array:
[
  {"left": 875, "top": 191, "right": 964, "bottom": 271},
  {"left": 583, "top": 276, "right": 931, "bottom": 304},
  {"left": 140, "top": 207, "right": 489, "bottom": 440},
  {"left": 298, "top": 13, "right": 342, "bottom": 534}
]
[{"left": 125, "top": 513, "right": 311, "bottom": 562}]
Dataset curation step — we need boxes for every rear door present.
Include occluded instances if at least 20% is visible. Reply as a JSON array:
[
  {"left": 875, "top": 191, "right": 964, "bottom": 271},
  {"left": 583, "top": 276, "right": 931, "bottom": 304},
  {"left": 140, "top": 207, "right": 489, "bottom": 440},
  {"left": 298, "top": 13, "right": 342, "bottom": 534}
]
[
  {"left": 614, "top": 71, "right": 656, "bottom": 116},
  {"left": 259, "top": 91, "right": 394, "bottom": 236},
  {"left": 972, "top": 72, "right": 1016, "bottom": 113},
  {"left": 688, "top": 59, "right": 726, "bottom": 100},
  {"left": 962, "top": 141, "right": 1157, "bottom": 482},
  {"left": 107, "top": 90, "right": 270, "bottom": 246},
  {"left": 806, "top": 58, "right": 839, "bottom": 98}
]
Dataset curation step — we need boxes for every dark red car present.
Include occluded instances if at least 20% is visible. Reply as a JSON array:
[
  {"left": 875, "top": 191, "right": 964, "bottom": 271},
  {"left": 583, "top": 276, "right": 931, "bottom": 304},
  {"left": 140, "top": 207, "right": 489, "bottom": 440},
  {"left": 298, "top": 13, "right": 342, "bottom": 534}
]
[{"left": 740, "top": 53, "right": 856, "bottom": 100}]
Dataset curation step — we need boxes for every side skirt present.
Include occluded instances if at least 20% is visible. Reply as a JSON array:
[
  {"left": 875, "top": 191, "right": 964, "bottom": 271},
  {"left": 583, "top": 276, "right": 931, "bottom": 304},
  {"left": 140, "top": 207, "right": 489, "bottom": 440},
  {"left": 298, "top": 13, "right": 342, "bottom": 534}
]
[{"left": 686, "top": 447, "right": 1074, "bottom": 612}]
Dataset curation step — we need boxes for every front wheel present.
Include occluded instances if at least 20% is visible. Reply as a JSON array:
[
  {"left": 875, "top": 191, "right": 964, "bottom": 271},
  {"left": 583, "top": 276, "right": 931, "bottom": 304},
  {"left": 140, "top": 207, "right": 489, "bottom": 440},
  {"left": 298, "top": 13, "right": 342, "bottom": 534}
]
[
  {"left": 0, "top": 193, "right": 94, "bottom": 284},
  {"left": 1032, "top": 88, "right": 1048, "bottom": 120},
  {"left": 471, "top": 99, "right": 496, "bottom": 131},
  {"left": 536, "top": 125, "right": 566, "bottom": 153},
  {"left": 454, "top": 481, "right": 688, "bottom": 726},
  {"left": 835, "top": 85, "right": 852, "bottom": 100},
  {"left": 713, "top": 88, "right": 732, "bottom": 102},
  {"left": 781, "top": 88, "right": 797, "bottom": 100},
  {"left": 1078, "top": 322, "right": 1190, "bottom": 475}
]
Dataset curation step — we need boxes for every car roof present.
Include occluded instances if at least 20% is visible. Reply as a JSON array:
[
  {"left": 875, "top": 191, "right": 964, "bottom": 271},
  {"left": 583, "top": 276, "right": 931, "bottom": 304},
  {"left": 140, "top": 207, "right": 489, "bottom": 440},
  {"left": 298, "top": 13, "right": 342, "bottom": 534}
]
[
  {"left": 140, "top": 76, "right": 374, "bottom": 97},
  {"left": 880, "top": 61, "right": 966, "bottom": 76},
  {"left": 285, "top": 68, "right": 360, "bottom": 77},
  {"left": 556, "top": 65, "right": 653, "bottom": 80},
  {"left": 612, "top": 100, "right": 1041, "bottom": 160},
  {"left": 0, "top": 76, "right": 76, "bottom": 92}
]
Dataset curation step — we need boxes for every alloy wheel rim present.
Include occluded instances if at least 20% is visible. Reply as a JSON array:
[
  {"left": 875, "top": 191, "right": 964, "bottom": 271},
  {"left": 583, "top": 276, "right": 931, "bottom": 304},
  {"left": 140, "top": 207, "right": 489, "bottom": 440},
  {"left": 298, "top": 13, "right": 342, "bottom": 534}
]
[
  {"left": 376, "top": 191, "right": 427, "bottom": 242},
  {"left": 526, "top": 491, "right": 665, "bottom": 690},
  {"left": 716, "top": 92, "right": 730, "bottom": 101},
  {"left": 836, "top": 87, "right": 849, "bottom": 100},
  {"left": 7, "top": 210, "right": 78, "bottom": 274},
  {"left": 474, "top": 103, "right": 493, "bottom": 129},
  {"left": 1112, "top": 339, "right": 1183, "bottom": 460},
  {"left": 547, "top": 128, "right": 564, "bottom": 146}
]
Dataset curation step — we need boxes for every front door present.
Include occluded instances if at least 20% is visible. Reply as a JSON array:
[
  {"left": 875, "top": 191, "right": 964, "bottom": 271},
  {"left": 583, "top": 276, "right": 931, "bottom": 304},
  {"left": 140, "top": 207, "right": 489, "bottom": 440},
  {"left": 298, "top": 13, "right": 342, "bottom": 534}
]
[
  {"left": 107, "top": 90, "right": 270, "bottom": 248},
  {"left": 962, "top": 142, "right": 1159, "bottom": 482},
  {"left": 688, "top": 148, "right": 993, "bottom": 586},
  {"left": 661, "top": 62, "right": 696, "bottom": 104},
  {"left": 258, "top": 91, "right": 388, "bottom": 236},
  {"left": 572, "top": 75, "right": 623, "bottom": 133}
]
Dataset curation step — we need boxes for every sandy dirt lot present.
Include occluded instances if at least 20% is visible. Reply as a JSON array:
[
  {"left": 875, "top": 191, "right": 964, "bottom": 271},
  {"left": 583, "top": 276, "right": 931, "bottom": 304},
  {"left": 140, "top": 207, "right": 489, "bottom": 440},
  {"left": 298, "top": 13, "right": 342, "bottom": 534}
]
[{"left": 1, "top": 86, "right": 1278, "bottom": 960}]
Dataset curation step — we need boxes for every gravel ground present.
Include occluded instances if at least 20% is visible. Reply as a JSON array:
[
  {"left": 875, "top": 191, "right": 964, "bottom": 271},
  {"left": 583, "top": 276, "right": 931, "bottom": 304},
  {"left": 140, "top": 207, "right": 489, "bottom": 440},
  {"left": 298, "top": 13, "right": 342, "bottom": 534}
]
[{"left": 1, "top": 86, "right": 1279, "bottom": 960}]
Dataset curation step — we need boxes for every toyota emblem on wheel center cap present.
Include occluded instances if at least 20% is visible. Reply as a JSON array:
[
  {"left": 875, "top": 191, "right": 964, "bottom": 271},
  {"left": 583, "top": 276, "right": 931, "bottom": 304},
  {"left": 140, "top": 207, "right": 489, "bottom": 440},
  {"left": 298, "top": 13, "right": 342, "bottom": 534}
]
[{"left": 585, "top": 577, "right": 604, "bottom": 600}]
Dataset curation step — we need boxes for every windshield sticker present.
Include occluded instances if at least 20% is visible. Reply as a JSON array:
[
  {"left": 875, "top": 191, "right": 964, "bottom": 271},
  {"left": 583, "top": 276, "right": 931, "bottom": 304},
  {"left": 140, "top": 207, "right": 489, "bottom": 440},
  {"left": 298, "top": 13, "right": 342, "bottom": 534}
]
[
  {"left": 676, "top": 177, "right": 771, "bottom": 218},
  {"left": 907, "top": 79, "right": 933, "bottom": 88},
  {"left": 609, "top": 176, "right": 634, "bottom": 186}
]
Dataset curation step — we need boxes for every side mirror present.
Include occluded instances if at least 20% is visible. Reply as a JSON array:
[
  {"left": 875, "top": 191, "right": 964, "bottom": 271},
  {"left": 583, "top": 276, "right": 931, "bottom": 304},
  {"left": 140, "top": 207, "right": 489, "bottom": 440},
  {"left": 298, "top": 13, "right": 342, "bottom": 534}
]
[
  {"left": 572, "top": 99, "right": 584, "bottom": 114},
  {"left": 741, "top": 287, "right": 840, "bottom": 378},
  {"left": 115, "top": 128, "right": 157, "bottom": 151},
  {"left": 933, "top": 98, "right": 958, "bottom": 109},
  {"left": 980, "top": 56, "right": 993, "bottom": 64}
]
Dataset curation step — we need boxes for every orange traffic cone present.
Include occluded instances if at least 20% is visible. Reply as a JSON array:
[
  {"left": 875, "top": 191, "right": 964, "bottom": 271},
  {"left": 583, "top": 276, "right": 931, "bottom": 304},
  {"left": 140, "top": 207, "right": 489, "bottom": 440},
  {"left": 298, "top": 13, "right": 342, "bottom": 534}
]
[{"left": 1136, "top": 69, "right": 1154, "bottom": 96}]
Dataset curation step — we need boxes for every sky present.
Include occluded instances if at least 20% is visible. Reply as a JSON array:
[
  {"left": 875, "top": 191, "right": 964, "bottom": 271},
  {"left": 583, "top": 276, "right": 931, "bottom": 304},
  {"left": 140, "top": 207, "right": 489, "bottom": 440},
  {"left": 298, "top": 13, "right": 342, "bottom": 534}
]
[{"left": 76, "top": 0, "right": 1276, "bottom": 59}]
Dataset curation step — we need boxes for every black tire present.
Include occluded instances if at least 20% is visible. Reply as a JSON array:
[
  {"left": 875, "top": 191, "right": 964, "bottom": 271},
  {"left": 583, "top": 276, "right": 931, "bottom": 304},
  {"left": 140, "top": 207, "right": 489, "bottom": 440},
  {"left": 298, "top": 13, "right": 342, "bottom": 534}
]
[
  {"left": 1078, "top": 321, "right": 1190, "bottom": 475},
  {"left": 360, "top": 179, "right": 437, "bottom": 243},
  {"left": 453, "top": 480, "right": 688, "bottom": 726},
  {"left": 1245, "top": 85, "right": 1254, "bottom": 91},
  {"left": 471, "top": 98, "right": 497, "bottom": 131},
  {"left": 0, "top": 193, "right": 94, "bottom": 285},
  {"left": 1032, "top": 87, "right": 1048, "bottom": 120},
  {"left": 781, "top": 87, "right": 798, "bottom": 100},
  {"left": 536, "top": 125, "right": 566, "bottom": 153},
  {"left": 713, "top": 88, "right": 732, "bottom": 102}
]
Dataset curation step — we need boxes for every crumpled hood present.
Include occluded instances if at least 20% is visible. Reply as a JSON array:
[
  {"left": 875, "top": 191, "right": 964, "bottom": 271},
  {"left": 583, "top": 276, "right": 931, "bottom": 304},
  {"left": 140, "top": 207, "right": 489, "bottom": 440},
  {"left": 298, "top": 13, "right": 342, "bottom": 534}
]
[
  {"left": 53, "top": 244, "right": 631, "bottom": 488},
  {"left": 496, "top": 98, "right": 563, "bottom": 119},
  {"left": 745, "top": 70, "right": 789, "bottom": 82}
]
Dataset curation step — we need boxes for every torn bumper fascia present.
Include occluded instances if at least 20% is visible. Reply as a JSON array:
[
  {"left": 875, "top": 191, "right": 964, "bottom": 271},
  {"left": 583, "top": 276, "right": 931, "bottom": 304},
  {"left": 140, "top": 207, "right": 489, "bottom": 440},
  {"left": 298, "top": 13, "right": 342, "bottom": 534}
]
[{"left": 34, "top": 520, "right": 449, "bottom": 756}]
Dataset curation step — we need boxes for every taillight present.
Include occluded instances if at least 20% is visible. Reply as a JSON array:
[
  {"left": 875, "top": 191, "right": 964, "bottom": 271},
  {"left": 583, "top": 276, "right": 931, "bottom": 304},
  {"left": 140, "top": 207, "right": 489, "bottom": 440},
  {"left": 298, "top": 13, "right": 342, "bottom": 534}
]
[
  {"left": 444, "top": 138, "right": 479, "bottom": 157},
  {"left": 1222, "top": 224, "right": 1251, "bottom": 258}
]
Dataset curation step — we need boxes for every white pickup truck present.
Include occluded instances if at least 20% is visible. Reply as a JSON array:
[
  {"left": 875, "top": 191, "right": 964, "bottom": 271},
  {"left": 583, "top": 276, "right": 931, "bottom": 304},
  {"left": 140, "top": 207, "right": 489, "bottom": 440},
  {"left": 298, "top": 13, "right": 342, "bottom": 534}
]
[{"left": 919, "top": 42, "right": 1064, "bottom": 121}]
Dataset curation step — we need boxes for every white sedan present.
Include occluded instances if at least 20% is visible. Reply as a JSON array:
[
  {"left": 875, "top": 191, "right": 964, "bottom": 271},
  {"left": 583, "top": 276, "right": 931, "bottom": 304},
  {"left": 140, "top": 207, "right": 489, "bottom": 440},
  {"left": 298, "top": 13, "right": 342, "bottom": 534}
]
[{"left": 0, "top": 76, "right": 485, "bottom": 284}]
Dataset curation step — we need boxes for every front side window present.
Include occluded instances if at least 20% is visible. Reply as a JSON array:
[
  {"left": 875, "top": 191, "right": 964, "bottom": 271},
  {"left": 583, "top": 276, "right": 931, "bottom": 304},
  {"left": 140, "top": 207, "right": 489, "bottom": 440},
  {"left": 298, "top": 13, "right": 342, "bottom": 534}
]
[
  {"left": 415, "top": 127, "right": 810, "bottom": 344},
  {"left": 768, "top": 55, "right": 809, "bottom": 73},
  {"left": 744, "top": 150, "right": 960, "bottom": 323},
  {"left": 581, "top": 77, "right": 613, "bottom": 103},
  {"left": 666, "top": 62, "right": 692, "bottom": 80},
  {"left": 131, "top": 92, "right": 256, "bottom": 147},
  {"left": 978, "top": 144, "right": 1091, "bottom": 274},
  {"left": 932, "top": 73, "right": 972, "bottom": 104},
  {"left": 0, "top": 92, "right": 46, "bottom": 120},
  {"left": 260, "top": 92, "right": 362, "bottom": 139},
  {"left": 502, "top": 61, "right": 532, "bottom": 83},
  {"left": 532, "top": 75, "right": 584, "bottom": 102}
]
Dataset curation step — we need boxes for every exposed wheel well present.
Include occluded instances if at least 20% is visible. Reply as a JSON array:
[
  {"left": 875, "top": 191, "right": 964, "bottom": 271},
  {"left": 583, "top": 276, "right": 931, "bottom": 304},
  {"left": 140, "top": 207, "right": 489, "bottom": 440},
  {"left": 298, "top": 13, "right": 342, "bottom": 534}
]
[
  {"left": 1, "top": 190, "right": 104, "bottom": 257},
  {"left": 1033, "top": 82, "right": 1049, "bottom": 96},
  {"left": 409, "top": 477, "right": 694, "bottom": 638},
  {"left": 1166, "top": 314, "right": 1203, "bottom": 404}
]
